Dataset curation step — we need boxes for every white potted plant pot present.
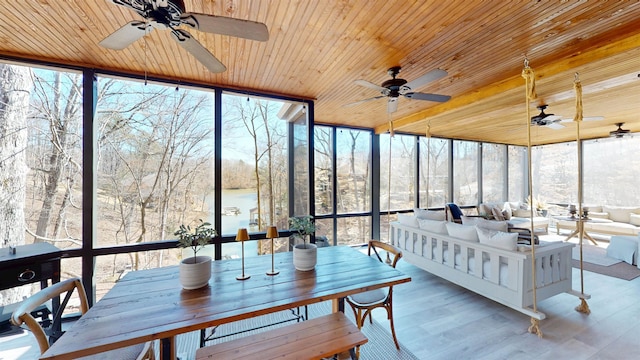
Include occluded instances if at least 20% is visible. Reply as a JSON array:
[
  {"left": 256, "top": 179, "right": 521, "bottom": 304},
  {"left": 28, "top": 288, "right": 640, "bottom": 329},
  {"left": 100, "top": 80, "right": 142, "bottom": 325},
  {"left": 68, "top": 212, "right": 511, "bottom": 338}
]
[
  {"left": 293, "top": 243, "right": 317, "bottom": 271},
  {"left": 179, "top": 255, "right": 212, "bottom": 290}
]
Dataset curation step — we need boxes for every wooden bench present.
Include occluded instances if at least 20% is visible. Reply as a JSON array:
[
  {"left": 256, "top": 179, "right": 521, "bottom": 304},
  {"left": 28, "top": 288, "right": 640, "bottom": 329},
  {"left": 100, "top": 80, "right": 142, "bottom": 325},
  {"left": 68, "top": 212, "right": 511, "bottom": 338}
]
[{"left": 195, "top": 312, "right": 368, "bottom": 360}]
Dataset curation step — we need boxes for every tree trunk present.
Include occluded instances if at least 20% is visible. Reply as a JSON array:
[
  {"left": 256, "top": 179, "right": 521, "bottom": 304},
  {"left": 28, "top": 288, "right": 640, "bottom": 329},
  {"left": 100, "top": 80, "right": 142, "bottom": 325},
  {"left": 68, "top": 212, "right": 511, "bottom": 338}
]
[{"left": 0, "top": 64, "right": 33, "bottom": 305}]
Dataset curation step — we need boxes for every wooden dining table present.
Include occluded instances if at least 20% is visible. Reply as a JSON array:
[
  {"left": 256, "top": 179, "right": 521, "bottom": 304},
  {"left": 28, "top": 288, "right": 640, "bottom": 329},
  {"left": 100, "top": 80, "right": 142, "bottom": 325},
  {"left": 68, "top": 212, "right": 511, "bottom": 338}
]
[{"left": 40, "top": 245, "right": 411, "bottom": 360}]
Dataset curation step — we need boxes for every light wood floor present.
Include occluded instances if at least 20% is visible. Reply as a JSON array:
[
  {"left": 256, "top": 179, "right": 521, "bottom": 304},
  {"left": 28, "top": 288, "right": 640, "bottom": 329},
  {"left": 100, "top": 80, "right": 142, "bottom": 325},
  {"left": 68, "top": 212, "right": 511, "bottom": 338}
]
[{"left": 2, "top": 234, "right": 639, "bottom": 360}]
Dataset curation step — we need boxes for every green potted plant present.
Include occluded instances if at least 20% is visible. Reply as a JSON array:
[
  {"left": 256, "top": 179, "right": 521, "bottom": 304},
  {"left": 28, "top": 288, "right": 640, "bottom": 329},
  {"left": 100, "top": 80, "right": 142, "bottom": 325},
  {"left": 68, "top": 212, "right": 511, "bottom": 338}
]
[
  {"left": 289, "top": 215, "right": 317, "bottom": 271},
  {"left": 174, "top": 219, "right": 217, "bottom": 289}
]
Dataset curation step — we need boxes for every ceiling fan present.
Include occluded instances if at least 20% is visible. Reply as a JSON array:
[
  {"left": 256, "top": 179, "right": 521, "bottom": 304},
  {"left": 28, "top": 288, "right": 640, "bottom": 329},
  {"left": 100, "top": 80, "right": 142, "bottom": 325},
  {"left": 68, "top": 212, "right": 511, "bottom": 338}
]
[
  {"left": 530, "top": 104, "right": 604, "bottom": 130},
  {"left": 530, "top": 105, "right": 563, "bottom": 129},
  {"left": 610, "top": 122, "right": 631, "bottom": 138},
  {"left": 345, "top": 66, "right": 451, "bottom": 113},
  {"left": 99, "top": 0, "right": 269, "bottom": 73}
]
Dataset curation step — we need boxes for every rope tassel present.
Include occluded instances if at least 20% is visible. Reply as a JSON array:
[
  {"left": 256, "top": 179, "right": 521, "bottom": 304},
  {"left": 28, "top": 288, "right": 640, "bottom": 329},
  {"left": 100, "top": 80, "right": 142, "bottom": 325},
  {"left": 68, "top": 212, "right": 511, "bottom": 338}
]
[
  {"left": 528, "top": 318, "right": 543, "bottom": 338},
  {"left": 575, "top": 298, "right": 591, "bottom": 314},
  {"left": 574, "top": 73, "right": 583, "bottom": 122}
]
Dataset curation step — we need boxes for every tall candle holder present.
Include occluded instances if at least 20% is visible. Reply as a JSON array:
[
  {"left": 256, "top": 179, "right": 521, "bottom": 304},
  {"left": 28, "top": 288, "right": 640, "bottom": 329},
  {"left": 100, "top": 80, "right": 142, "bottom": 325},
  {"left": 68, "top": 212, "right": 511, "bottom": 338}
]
[
  {"left": 236, "top": 228, "right": 250, "bottom": 280},
  {"left": 265, "top": 226, "right": 279, "bottom": 276}
]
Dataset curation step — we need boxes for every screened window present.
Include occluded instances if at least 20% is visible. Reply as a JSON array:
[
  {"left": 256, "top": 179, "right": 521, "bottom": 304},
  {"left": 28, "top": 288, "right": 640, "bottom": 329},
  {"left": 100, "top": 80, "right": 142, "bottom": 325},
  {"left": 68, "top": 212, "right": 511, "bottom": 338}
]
[
  {"left": 482, "top": 143, "right": 506, "bottom": 203},
  {"left": 583, "top": 137, "right": 639, "bottom": 206},
  {"left": 336, "top": 129, "right": 371, "bottom": 214},
  {"left": 531, "top": 142, "right": 577, "bottom": 205},
  {"left": 419, "top": 137, "right": 449, "bottom": 208},
  {"left": 508, "top": 145, "right": 526, "bottom": 201},
  {"left": 314, "top": 126, "right": 333, "bottom": 215},
  {"left": 380, "top": 133, "right": 416, "bottom": 211},
  {"left": 453, "top": 140, "right": 478, "bottom": 206}
]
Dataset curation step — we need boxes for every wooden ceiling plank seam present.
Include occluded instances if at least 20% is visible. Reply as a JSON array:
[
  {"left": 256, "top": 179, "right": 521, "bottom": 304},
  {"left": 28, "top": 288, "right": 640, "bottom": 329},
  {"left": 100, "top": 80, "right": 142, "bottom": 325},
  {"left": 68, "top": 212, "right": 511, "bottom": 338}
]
[
  {"left": 260, "top": 0, "right": 320, "bottom": 93},
  {"left": 234, "top": 0, "right": 264, "bottom": 88},
  {"left": 248, "top": 0, "right": 283, "bottom": 89},
  {"left": 310, "top": 1, "right": 413, "bottom": 87},
  {"left": 7, "top": 3, "right": 59, "bottom": 59},
  {"left": 258, "top": 0, "right": 300, "bottom": 92},
  {"left": 264, "top": 0, "right": 358, "bottom": 93},
  {"left": 243, "top": 0, "right": 279, "bottom": 88}
]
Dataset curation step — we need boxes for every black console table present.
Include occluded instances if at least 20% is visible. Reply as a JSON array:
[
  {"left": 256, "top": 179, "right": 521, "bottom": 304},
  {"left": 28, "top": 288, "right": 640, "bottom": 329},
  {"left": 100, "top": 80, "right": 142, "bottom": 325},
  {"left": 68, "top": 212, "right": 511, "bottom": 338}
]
[
  {"left": 0, "top": 242, "right": 62, "bottom": 291},
  {"left": 0, "top": 242, "right": 62, "bottom": 332}
]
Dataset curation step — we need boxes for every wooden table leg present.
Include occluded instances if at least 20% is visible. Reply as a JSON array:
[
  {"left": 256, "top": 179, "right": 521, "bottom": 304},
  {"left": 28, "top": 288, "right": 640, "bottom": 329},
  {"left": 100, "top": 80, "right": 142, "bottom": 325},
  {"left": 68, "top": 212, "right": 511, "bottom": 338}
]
[
  {"left": 332, "top": 297, "right": 345, "bottom": 313},
  {"left": 563, "top": 228, "right": 579, "bottom": 242},
  {"left": 160, "top": 336, "right": 177, "bottom": 360},
  {"left": 583, "top": 230, "right": 598, "bottom": 246}
]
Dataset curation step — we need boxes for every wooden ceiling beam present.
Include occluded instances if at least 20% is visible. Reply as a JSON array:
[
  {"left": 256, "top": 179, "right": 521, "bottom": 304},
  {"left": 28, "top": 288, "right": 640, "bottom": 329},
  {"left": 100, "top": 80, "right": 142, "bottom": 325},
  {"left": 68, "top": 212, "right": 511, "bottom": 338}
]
[{"left": 376, "top": 32, "right": 640, "bottom": 135}]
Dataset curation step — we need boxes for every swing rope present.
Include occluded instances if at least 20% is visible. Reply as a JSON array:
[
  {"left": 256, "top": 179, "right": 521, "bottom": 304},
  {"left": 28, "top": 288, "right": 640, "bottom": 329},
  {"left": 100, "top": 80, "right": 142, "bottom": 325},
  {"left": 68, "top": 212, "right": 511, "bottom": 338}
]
[
  {"left": 385, "top": 118, "right": 394, "bottom": 264},
  {"left": 521, "top": 58, "right": 542, "bottom": 338},
  {"left": 425, "top": 121, "right": 432, "bottom": 209},
  {"left": 573, "top": 73, "right": 591, "bottom": 314}
]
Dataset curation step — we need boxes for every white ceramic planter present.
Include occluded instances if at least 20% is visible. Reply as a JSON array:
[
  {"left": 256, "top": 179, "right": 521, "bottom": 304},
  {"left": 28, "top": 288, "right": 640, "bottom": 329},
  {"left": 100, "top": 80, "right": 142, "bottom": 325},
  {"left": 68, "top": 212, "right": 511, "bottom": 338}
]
[
  {"left": 179, "top": 255, "right": 212, "bottom": 290},
  {"left": 293, "top": 243, "right": 317, "bottom": 271}
]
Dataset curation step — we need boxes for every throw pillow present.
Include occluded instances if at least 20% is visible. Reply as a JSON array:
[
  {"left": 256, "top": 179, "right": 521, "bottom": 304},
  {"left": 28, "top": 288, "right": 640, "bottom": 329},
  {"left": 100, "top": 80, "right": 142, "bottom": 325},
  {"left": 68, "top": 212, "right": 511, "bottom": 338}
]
[
  {"left": 603, "top": 205, "right": 640, "bottom": 223},
  {"left": 397, "top": 213, "right": 419, "bottom": 228},
  {"left": 478, "top": 204, "right": 493, "bottom": 218},
  {"left": 491, "top": 207, "right": 505, "bottom": 221},
  {"left": 445, "top": 223, "right": 479, "bottom": 242},
  {"left": 417, "top": 218, "right": 448, "bottom": 234},
  {"left": 630, "top": 213, "right": 640, "bottom": 226},
  {"left": 501, "top": 203, "right": 512, "bottom": 220},
  {"left": 413, "top": 208, "right": 446, "bottom": 221},
  {"left": 476, "top": 227, "right": 518, "bottom": 251},
  {"left": 589, "top": 211, "right": 609, "bottom": 220},
  {"left": 512, "top": 209, "right": 531, "bottom": 218},
  {"left": 461, "top": 215, "right": 481, "bottom": 226},
  {"left": 476, "top": 218, "right": 509, "bottom": 232}
]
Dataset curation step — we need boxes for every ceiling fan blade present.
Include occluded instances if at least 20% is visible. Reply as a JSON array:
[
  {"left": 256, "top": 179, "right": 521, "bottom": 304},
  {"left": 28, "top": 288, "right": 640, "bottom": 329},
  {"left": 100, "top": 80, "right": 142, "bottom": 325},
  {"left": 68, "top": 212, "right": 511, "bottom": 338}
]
[
  {"left": 404, "top": 92, "right": 451, "bottom": 102},
  {"left": 561, "top": 115, "right": 605, "bottom": 122},
  {"left": 544, "top": 114, "right": 562, "bottom": 121},
  {"left": 354, "top": 79, "right": 387, "bottom": 93},
  {"left": 171, "top": 29, "right": 226, "bottom": 73},
  {"left": 546, "top": 122, "right": 565, "bottom": 130},
  {"left": 402, "top": 69, "right": 447, "bottom": 92},
  {"left": 343, "top": 95, "right": 386, "bottom": 107},
  {"left": 387, "top": 98, "right": 399, "bottom": 113},
  {"left": 99, "top": 21, "right": 152, "bottom": 50},
  {"left": 181, "top": 13, "right": 269, "bottom": 41}
]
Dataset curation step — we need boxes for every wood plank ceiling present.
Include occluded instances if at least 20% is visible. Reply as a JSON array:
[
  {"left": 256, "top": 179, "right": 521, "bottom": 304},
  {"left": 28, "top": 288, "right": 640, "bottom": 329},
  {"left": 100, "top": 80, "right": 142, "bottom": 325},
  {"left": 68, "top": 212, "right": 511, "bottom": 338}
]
[{"left": 1, "top": 1, "right": 639, "bottom": 145}]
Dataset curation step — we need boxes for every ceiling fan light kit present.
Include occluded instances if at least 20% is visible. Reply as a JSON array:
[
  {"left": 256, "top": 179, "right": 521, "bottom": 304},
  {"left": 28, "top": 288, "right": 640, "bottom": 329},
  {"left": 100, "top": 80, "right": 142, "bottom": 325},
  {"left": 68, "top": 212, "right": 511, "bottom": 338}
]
[{"left": 100, "top": 0, "right": 269, "bottom": 73}]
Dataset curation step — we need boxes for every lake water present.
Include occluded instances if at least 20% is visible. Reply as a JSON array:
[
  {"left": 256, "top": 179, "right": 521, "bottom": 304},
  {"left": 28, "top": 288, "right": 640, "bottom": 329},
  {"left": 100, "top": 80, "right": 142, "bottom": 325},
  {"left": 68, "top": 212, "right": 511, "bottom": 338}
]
[{"left": 218, "top": 189, "right": 259, "bottom": 258}]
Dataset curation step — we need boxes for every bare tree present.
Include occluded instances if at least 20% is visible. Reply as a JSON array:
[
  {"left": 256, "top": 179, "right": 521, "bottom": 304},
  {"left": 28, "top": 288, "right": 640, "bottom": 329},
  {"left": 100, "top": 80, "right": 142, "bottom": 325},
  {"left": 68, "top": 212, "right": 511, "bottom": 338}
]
[
  {"left": 0, "top": 64, "right": 32, "bottom": 304},
  {"left": 29, "top": 72, "right": 83, "bottom": 245},
  {"left": 97, "top": 84, "right": 214, "bottom": 269}
]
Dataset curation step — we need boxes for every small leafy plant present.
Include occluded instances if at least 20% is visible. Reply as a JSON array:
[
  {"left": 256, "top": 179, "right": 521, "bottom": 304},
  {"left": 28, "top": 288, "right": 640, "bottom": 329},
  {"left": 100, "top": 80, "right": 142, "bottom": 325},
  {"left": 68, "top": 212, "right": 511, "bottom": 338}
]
[
  {"left": 174, "top": 220, "right": 217, "bottom": 261},
  {"left": 288, "top": 215, "right": 316, "bottom": 247}
]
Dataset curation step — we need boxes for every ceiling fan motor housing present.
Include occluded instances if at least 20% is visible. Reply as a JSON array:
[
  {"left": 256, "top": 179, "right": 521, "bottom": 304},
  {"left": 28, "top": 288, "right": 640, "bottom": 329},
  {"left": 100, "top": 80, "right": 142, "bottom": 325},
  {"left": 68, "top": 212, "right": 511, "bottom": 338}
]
[
  {"left": 118, "top": 0, "right": 185, "bottom": 26},
  {"left": 381, "top": 78, "right": 408, "bottom": 97}
]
